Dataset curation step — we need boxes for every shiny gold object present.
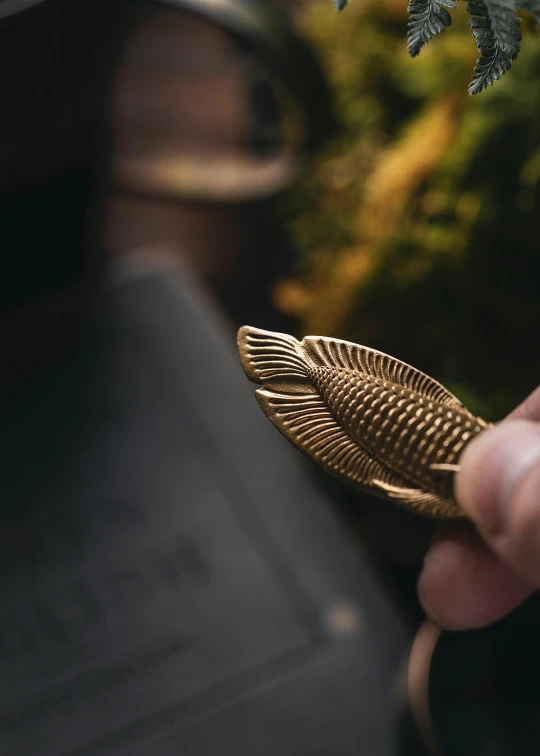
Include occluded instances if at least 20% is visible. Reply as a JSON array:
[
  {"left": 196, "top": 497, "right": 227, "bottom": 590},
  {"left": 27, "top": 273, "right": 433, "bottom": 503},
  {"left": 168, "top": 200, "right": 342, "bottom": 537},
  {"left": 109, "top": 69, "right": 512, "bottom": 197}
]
[{"left": 238, "top": 326, "right": 493, "bottom": 519}]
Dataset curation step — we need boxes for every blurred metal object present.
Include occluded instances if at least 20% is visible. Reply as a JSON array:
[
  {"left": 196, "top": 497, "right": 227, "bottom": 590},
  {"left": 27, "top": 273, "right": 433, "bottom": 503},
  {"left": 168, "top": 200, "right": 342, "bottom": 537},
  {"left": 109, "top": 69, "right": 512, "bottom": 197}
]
[
  {"left": 112, "top": 0, "right": 336, "bottom": 201},
  {"left": 238, "top": 326, "right": 492, "bottom": 519},
  {"left": 408, "top": 622, "right": 444, "bottom": 756},
  {"left": 408, "top": 598, "right": 540, "bottom": 756}
]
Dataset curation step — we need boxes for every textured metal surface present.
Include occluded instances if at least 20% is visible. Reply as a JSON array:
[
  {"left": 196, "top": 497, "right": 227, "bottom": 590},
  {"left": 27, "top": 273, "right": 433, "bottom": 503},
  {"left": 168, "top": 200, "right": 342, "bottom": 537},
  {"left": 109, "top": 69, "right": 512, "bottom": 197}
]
[{"left": 238, "top": 326, "right": 493, "bottom": 519}]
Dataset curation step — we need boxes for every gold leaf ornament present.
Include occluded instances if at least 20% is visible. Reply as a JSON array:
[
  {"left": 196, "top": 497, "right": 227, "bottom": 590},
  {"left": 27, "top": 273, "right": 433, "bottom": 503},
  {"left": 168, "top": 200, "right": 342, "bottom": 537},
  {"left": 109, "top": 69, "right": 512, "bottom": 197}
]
[{"left": 238, "top": 326, "right": 493, "bottom": 520}]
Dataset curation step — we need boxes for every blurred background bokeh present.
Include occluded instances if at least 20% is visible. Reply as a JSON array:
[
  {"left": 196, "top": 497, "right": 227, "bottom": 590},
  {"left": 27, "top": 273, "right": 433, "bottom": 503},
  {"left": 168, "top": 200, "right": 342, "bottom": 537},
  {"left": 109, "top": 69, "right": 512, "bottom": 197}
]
[
  {"left": 276, "top": 0, "right": 540, "bottom": 424},
  {"left": 4, "top": 1, "right": 540, "bottom": 752},
  {"left": 6, "top": 0, "right": 540, "bottom": 637}
]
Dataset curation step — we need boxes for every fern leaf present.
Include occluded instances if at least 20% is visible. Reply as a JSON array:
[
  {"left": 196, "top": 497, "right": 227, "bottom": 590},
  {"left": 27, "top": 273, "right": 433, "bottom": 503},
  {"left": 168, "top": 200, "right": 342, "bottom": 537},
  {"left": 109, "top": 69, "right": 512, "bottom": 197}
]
[
  {"left": 334, "top": 0, "right": 348, "bottom": 10},
  {"left": 468, "top": 0, "right": 521, "bottom": 95},
  {"left": 519, "top": 0, "right": 540, "bottom": 21},
  {"left": 407, "top": 0, "right": 458, "bottom": 58}
]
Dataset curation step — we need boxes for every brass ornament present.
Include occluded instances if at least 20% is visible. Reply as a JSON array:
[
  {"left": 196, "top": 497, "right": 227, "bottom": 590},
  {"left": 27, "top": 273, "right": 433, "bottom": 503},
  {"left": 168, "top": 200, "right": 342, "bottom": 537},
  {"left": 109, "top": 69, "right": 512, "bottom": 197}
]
[{"left": 238, "top": 326, "right": 493, "bottom": 520}]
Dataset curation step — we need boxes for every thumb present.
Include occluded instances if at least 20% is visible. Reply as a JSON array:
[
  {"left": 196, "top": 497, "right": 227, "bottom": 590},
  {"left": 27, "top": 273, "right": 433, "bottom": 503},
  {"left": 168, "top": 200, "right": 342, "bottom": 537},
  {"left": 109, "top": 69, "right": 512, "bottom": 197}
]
[{"left": 456, "top": 419, "right": 540, "bottom": 586}]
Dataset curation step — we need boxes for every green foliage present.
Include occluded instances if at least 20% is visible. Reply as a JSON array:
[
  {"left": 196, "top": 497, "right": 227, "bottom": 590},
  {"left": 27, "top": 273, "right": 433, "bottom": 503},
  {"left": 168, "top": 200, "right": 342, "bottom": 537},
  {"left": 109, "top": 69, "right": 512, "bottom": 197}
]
[
  {"left": 336, "top": 0, "right": 539, "bottom": 93},
  {"left": 468, "top": 0, "right": 521, "bottom": 94},
  {"left": 408, "top": 0, "right": 457, "bottom": 57},
  {"left": 278, "top": 1, "right": 540, "bottom": 420}
]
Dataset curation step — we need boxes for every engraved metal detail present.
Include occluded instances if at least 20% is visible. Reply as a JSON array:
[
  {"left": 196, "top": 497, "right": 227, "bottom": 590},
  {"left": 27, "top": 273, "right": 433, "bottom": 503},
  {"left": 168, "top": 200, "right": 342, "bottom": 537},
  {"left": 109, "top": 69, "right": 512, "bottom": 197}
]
[{"left": 238, "top": 326, "right": 493, "bottom": 519}]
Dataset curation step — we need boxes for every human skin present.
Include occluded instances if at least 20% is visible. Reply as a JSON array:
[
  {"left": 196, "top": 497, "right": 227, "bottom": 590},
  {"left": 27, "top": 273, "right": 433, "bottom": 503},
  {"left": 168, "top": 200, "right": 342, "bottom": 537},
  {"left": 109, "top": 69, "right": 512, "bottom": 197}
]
[{"left": 419, "top": 386, "right": 540, "bottom": 630}]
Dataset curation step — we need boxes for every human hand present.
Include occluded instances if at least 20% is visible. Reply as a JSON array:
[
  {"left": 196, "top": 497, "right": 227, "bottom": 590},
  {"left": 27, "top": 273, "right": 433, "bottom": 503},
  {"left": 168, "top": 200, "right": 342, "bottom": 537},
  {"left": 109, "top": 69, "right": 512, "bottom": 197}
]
[{"left": 418, "top": 386, "right": 540, "bottom": 630}]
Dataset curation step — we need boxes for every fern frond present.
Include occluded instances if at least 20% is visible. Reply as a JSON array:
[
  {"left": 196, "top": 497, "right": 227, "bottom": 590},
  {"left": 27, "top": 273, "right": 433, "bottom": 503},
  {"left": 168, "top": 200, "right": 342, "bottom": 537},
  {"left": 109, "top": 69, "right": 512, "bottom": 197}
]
[
  {"left": 334, "top": 0, "right": 349, "bottom": 10},
  {"left": 468, "top": 0, "right": 521, "bottom": 94},
  {"left": 407, "top": 0, "right": 458, "bottom": 58},
  {"left": 519, "top": 0, "right": 540, "bottom": 21}
]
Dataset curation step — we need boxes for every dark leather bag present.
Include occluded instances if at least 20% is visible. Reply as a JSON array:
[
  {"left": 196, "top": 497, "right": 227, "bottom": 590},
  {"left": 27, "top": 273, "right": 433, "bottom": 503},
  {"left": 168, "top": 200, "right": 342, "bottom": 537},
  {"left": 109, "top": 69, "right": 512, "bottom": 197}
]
[{"left": 112, "top": 0, "right": 337, "bottom": 201}]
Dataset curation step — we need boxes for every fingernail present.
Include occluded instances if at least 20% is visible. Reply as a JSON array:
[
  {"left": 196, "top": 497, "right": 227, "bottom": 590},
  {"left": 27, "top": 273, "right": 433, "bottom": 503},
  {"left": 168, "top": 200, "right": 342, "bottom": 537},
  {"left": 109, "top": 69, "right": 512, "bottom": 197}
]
[{"left": 456, "top": 420, "right": 540, "bottom": 535}]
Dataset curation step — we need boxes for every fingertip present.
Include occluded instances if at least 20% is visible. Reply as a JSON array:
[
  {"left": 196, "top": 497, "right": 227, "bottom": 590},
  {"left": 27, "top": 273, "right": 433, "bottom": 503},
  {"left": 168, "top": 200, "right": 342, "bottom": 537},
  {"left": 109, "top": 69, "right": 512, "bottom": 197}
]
[
  {"left": 456, "top": 420, "right": 540, "bottom": 536},
  {"left": 418, "top": 531, "right": 532, "bottom": 631}
]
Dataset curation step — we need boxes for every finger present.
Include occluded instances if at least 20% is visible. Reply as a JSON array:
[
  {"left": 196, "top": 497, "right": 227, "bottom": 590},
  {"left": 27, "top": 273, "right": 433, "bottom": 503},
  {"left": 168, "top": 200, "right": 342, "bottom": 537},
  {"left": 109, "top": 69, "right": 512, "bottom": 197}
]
[
  {"left": 506, "top": 385, "right": 540, "bottom": 422},
  {"left": 456, "top": 419, "right": 540, "bottom": 586},
  {"left": 418, "top": 528, "right": 533, "bottom": 630}
]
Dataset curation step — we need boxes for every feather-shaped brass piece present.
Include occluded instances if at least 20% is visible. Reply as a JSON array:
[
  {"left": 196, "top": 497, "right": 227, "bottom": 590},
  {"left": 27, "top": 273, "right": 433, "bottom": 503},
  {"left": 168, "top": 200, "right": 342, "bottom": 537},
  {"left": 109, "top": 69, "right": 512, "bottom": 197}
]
[{"left": 237, "top": 326, "right": 493, "bottom": 520}]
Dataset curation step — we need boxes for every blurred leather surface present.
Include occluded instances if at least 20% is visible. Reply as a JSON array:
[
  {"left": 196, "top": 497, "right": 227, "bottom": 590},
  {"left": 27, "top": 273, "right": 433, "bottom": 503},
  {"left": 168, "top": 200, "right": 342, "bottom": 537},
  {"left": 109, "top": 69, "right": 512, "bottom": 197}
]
[{"left": 0, "top": 255, "right": 416, "bottom": 755}]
